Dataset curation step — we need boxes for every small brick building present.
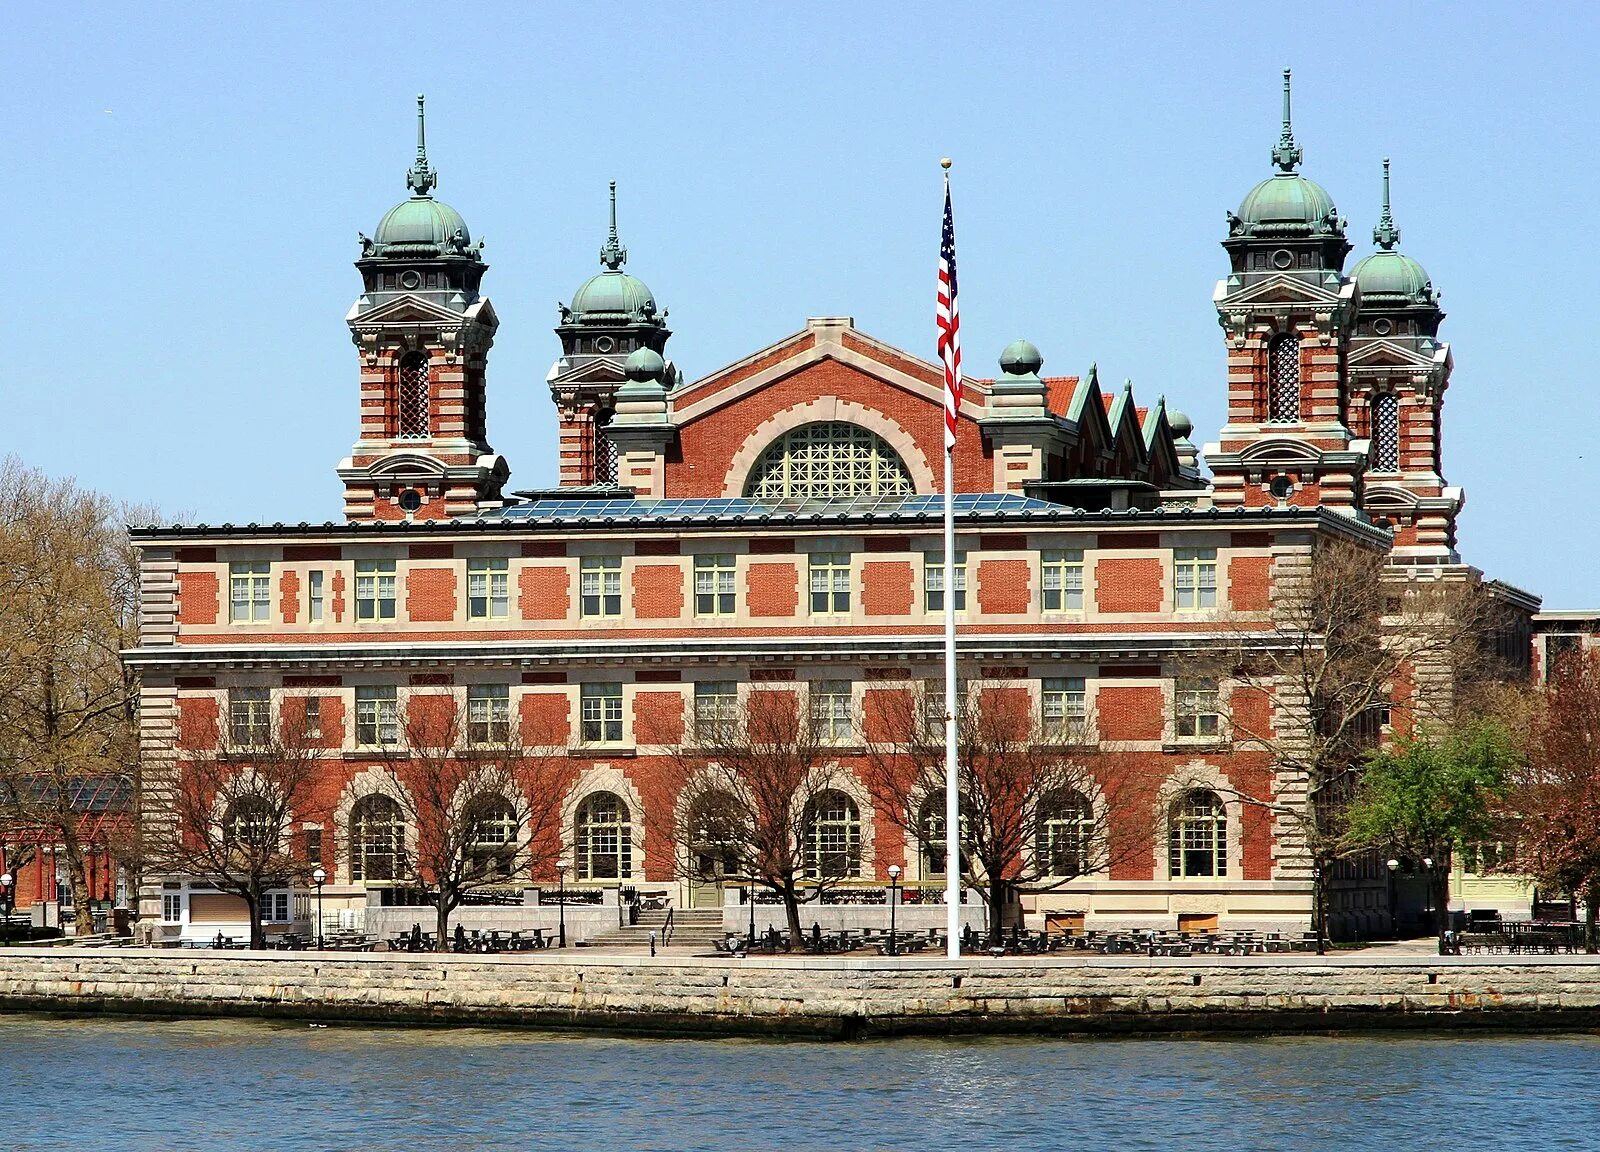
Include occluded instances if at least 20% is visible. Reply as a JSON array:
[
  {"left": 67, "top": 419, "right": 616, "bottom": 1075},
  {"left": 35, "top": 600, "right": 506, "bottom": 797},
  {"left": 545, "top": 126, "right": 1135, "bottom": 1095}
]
[{"left": 127, "top": 83, "right": 1537, "bottom": 942}]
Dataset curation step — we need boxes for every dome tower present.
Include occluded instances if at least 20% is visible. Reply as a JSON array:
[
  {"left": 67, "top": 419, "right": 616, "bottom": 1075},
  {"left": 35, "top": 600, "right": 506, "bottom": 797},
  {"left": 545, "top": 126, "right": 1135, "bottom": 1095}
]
[
  {"left": 1348, "top": 160, "right": 1461, "bottom": 560},
  {"left": 337, "top": 96, "right": 508, "bottom": 521},
  {"left": 1206, "top": 70, "right": 1362, "bottom": 513},
  {"left": 548, "top": 183, "right": 676, "bottom": 488}
]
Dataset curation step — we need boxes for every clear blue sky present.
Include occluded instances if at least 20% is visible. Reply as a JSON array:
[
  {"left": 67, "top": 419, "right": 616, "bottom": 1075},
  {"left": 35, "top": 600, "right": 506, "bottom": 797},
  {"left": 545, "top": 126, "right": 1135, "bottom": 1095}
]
[{"left": 2, "top": 4, "right": 1594, "bottom": 605}]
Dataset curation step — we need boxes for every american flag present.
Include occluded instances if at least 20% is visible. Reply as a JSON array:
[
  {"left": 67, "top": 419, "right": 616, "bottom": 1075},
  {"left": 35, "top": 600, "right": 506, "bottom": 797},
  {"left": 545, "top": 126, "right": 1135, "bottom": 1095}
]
[{"left": 936, "top": 173, "right": 962, "bottom": 451}]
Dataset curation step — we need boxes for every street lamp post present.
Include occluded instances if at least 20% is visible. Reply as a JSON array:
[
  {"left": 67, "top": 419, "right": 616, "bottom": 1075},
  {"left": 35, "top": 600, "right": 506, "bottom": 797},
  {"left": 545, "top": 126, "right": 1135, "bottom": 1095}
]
[
  {"left": 1422, "top": 856, "right": 1439, "bottom": 947},
  {"left": 311, "top": 867, "right": 326, "bottom": 949},
  {"left": 556, "top": 859, "right": 570, "bottom": 948},
  {"left": 0, "top": 872, "right": 13, "bottom": 920},
  {"left": 746, "top": 876, "right": 756, "bottom": 948},
  {"left": 1386, "top": 858, "right": 1400, "bottom": 939},
  {"left": 887, "top": 865, "right": 901, "bottom": 956},
  {"left": 1312, "top": 862, "right": 1326, "bottom": 955}
]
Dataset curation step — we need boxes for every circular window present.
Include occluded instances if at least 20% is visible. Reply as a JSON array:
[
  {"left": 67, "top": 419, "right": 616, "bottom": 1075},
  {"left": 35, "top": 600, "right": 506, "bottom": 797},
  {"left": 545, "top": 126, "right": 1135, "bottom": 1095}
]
[
  {"left": 595, "top": 336, "right": 615, "bottom": 354},
  {"left": 1271, "top": 249, "right": 1294, "bottom": 270},
  {"left": 1372, "top": 318, "right": 1393, "bottom": 336},
  {"left": 744, "top": 422, "right": 915, "bottom": 505},
  {"left": 1269, "top": 475, "right": 1294, "bottom": 500},
  {"left": 398, "top": 490, "right": 423, "bottom": 513},
  {"left": 399, "top": 269, "right": 422, "bottom": 290}
]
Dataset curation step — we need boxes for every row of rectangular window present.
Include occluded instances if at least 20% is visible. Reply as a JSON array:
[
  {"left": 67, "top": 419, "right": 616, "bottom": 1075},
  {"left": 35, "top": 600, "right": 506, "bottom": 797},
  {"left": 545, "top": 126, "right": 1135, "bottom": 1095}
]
[
  {"left": 226, "top": 549, "right": 1221, "bottom": 624},
  {"left": 224, "top": 678, "right": 1221, "bottom": 749}
]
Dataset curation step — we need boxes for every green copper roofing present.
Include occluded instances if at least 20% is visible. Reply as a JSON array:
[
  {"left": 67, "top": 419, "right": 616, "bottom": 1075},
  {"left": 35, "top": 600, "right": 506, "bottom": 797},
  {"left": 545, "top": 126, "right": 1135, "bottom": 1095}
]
[
  {"left": 1231, "top": 70, "right": 1342, "bottom": 237},
  {"left": 563, "top": 183, "right": 660, "bottom": 325},
  {"left": 365, "top": 94, "right": 477, "bottom": 260},
  {"left": 1271, "top": 69, "right": 1303, "bottom": 173},
  {"left": 998, "top": 339, "right": 1043, "bottom": 376},
  {"left": 1352, "top": 159, "right": 1436, "bottom": 305}
]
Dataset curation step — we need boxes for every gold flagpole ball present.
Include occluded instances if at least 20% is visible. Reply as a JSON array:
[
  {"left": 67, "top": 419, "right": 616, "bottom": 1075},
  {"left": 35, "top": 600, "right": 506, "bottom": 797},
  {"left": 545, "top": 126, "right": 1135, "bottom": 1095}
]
[{"left": 940, "top": 157, "right": 952, "bottom": 169}]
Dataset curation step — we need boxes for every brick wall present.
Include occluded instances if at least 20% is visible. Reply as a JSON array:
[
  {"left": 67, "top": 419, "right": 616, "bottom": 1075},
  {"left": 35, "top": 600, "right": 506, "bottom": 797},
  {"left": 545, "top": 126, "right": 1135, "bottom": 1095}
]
[
  {"left": 633, "top": 690, "right": 685, "bottom": 745},
  {"left": 746, "top": 562, "right": 799, "bottom": 618},
  {"left": 632, "top": 564, "right": 685, "bottom": 621},
  {"left": 176, "top": 571, "right": 219, "bottom": 625},
  {"left": 518, "top": 567, "right": 570, "bottom": 622},
  {"left": 860, "top": 561, "right": 913, "bottom": 617},
  {"left": 1096, "top": 685, "right": 1163, "bottom": 742},
  {"left": 975, "top": 559, "right": 1031, "bottom": 615},
  {"left": 520, "top": 693, "right": 570, "bottom": 746},
  {"left": 1095, "top": 557, "right": 1164, "bottom": 614},
  {"left": 405, "top": 568, "right": 458, "bottom": 623},
  {"left": 1226, "top": 555, "right": 1271, "bottom": 612}
]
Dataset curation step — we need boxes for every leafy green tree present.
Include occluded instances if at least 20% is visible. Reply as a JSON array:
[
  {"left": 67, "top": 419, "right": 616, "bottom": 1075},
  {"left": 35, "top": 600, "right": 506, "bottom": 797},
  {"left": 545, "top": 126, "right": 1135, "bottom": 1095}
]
[{"left": 1343, "top": 722, "right": 1519, "bottom": 945}]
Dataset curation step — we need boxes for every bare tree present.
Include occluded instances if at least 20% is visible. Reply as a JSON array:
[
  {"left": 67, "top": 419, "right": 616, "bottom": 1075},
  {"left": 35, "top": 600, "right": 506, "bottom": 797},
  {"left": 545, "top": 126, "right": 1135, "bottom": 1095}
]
[
  {"left": 0, "top": 458, "right": 147, "bottom": 926},
  {"left": 862, "top": 678, "right": 1158, "bottom": 944},
  {"left": 1185, "top": 534, "right": 1516, "bottom": 941},
  {"left": 673, "top": 687, "right": 848, "bottom": 944},
  {"left": 162, "top": 704, "right": 326, "bottom": 948},
  {"left": 372, "top": 691, "right": 567, "bottom": 951},
  {"left": 1499, "top": 650, "right": 1600, "bottom": 951}
]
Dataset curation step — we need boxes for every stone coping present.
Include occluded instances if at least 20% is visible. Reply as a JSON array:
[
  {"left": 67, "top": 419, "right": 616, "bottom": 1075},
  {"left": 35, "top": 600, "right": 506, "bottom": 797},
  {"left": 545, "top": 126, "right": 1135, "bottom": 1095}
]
[{"left": 5, "top": 947, "right": 1600, "bottom": 1039}]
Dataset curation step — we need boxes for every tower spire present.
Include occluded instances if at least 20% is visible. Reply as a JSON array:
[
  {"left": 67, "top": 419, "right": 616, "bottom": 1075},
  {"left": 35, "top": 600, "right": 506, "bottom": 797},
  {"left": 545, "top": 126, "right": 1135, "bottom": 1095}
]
[
  {"left": 1373, "top": 157, "right": 1401, "bottom": 250},
  {"left": 599, "top": 181, "right": 627, "bottom": 270},
  {"left": 1271, "top": 68, "right": 1303, "bottom": 173},
  {"left": 406, "top": 93, "right": 437, "bottom": 197}
]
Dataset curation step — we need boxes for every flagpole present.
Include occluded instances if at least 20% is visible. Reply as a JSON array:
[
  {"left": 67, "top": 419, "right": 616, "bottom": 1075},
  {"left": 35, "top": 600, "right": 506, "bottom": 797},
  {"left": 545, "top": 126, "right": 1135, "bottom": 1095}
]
[{"left": 939, "top": 158, "right": 961, "bottom": 960}]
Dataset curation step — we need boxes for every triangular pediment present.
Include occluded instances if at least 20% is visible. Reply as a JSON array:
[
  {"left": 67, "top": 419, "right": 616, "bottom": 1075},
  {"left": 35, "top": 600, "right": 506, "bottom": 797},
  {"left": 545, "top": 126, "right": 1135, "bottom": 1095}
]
[
  {"left": 347, "top": 294, "right": 493, "bottom": 330},
  {"left": 1348, "top": 338, "right": 1436, "bottom": 370},
  {"left": 672, "top": 318, "right": 968, "bottom": 426},
  {"left": 1223, "top": 273, "right": 1346, "bottom": 310}
]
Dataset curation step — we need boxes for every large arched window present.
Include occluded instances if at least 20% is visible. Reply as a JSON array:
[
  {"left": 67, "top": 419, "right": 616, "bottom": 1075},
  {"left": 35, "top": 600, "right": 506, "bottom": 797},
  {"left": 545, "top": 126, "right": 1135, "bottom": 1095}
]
[
  {"left": 576, "top": 791, "right": 631, "bottom": 881},
  {"left": 917, "top": 793, "right": 969, "bottom": 879},
  {"left": 1035, "top": 789, "right": 1094, "bottom": 879},
  {"left": 397, "top": 351, "right": 431, "bottom": 439},
  {"left": 804, "top": 790, "right": 862, "bottom": 879},
  {"left": 350, "top": 794, "right": 406, "bottom": 883},
  {"left": 744, "top": 422, "right": 915, "bottom": 505},
  {"left": 222, "top": 796, "right": 274, "bottom": 855},
  {"left": 686, "top": 790, "right": 745, "bottom": 884},
  {"left": 464, "top": 795, "right": 520, "bottom": 882},
  {"left": 1267, "top": 334, "right": 1301, "bottom": 423},
  {"left": 1370, "top": 392, "right": 1400, "bottom": 472},
  {"left": 1168, "top": 790, "right": 1227, "bottom": 879}
]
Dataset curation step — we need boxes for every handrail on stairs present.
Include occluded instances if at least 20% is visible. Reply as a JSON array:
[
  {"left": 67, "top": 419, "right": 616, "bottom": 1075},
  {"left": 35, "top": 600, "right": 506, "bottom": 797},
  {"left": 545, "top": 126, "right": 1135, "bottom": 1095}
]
[{"left": 661, "top": 906, "right": 675, "bottom": 947}]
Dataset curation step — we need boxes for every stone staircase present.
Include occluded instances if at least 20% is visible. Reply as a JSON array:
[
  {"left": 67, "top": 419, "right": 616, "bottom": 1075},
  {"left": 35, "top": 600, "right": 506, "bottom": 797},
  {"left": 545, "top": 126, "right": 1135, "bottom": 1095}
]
[{"left": 580, "top": 905, "right": 725, "bottom": 953}]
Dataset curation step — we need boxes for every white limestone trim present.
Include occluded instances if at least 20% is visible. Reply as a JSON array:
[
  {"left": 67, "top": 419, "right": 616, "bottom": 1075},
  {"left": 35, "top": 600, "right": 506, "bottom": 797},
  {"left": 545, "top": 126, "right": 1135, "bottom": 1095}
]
[
  {"left": 334, "top": 766, "right": 418, "bottom": 887},
  {"left": 1158, "top": 758, "right": 1247, "bottom": 884},
  {"left": 718, "top": 398, "right": 937, "bottom": 499},
  {"left": 563, "top": 763, "right": 647, "bottom": 882}
]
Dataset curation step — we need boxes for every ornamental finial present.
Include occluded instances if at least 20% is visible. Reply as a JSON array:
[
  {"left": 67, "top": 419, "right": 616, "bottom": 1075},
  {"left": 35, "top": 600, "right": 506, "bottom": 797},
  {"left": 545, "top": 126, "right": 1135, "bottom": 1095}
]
[
  {"left": 406, "top": 93, "right": 437, "bottom": 197},
  {"left": 1271, "top": 68, "right": 1303, "bottom": 173},
  {"left": 1373, "top": 157, "right": 1401, "bottom": 250},
  {"left": 600, "top": 181, "right": 627, "bottom": 270}
]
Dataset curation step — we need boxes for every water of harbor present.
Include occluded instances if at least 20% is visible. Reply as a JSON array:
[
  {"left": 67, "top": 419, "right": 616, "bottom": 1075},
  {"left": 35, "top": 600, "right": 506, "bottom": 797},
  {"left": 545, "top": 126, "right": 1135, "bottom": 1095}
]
[{"left": 2, "top": 1016, "right": 1596, "bottom": 1151}]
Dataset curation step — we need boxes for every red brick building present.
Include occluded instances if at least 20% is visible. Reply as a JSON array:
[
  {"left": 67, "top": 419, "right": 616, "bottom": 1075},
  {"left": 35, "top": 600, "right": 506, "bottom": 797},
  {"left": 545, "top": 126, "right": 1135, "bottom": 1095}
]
[{"left": 127, "top": 83, "right": 1535, "bottom": 943}]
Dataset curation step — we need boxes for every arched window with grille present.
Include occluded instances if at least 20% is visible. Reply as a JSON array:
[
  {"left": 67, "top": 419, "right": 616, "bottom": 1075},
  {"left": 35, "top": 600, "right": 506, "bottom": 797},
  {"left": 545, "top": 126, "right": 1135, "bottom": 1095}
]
[
  {"left": 350, "top": 794, "right": 406, "bottom": 883},
  {"left": 1168, "top": 790, "right": 1227, "bottom": 878},
  {"left": 1267, "top": 334, "right": 1301, "bottom": 423},
  {"left": 1035, "top": 789, "right": 1095, "bottom": 879},
  {"left": 803, "top": 789, "right": 862, "bottom": 879},
  {"left": 576, "top": 791, "right": 631, "bottom": 880},
  {"left": 397, "top": 351, "right": 431, "bottom": 439},
  {"left": 744, "top": 422, "right": 915, "bottom": 505},
  {"left": 917, "top": 793, "right": 969, "bottom": 880},
  {"left": 464, "top": 795, "right": 520, "bottom": 882},
  {"left": 222, "top": 796, "right": 274, "bottom": 855},
  {"left": 1370, "top": 392, "right": 1400, "bottom": 472}
]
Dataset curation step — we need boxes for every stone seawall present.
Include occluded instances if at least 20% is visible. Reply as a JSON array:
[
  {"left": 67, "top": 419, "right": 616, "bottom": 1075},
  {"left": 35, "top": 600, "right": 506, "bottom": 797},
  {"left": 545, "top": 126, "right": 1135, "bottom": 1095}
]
[{"left": 4, "top": 949, "right": 1600, "bottom": 1038}]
